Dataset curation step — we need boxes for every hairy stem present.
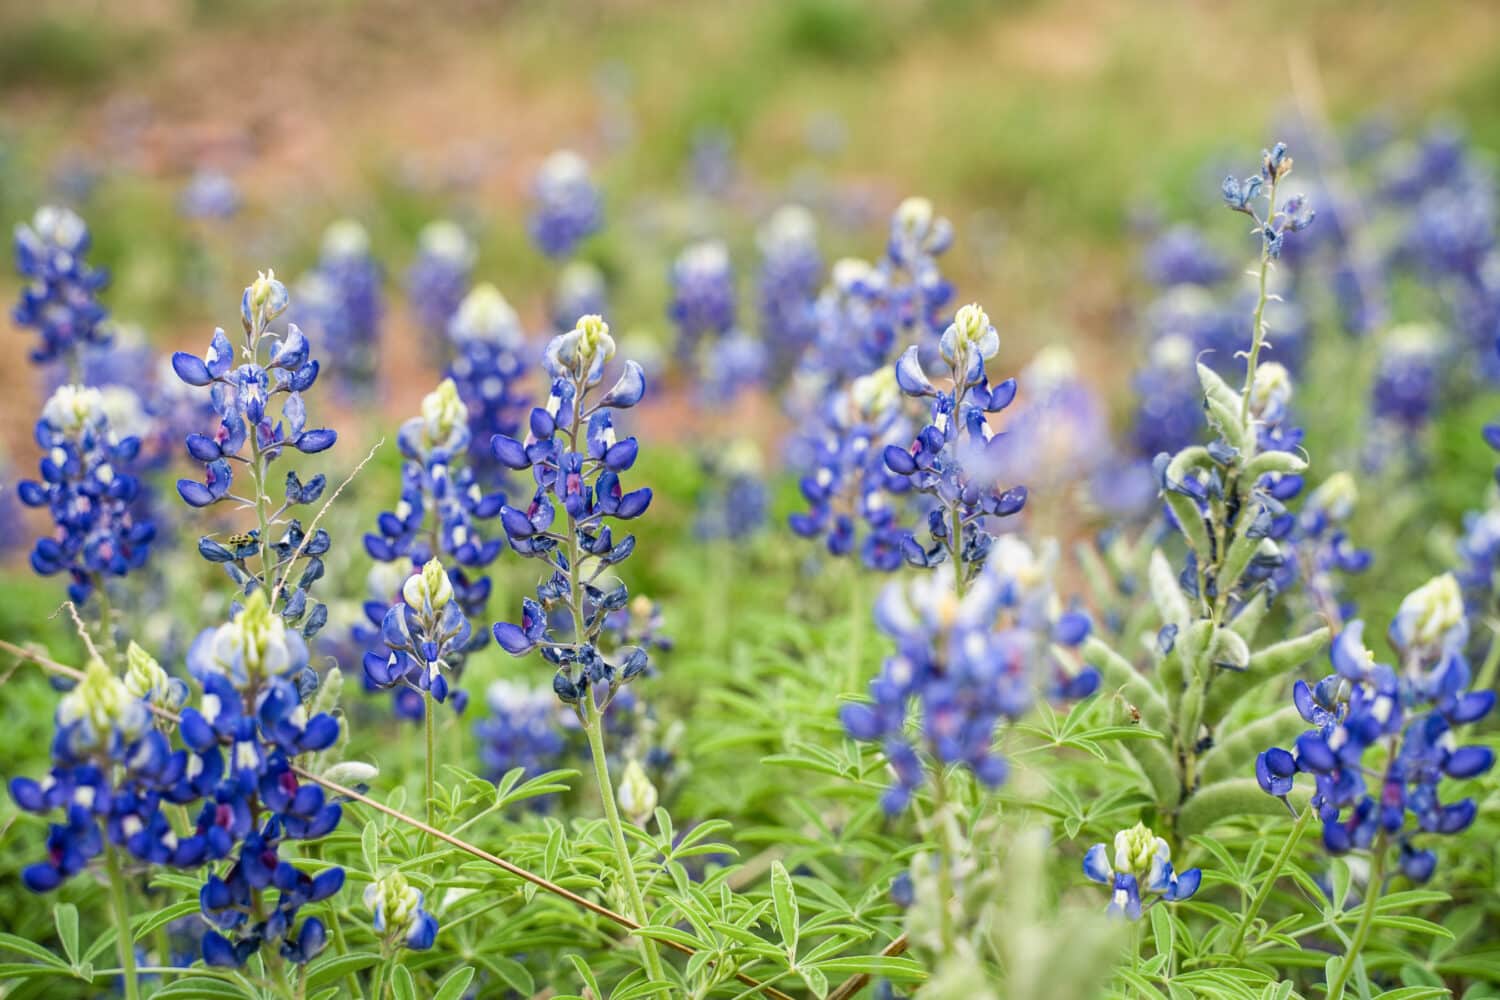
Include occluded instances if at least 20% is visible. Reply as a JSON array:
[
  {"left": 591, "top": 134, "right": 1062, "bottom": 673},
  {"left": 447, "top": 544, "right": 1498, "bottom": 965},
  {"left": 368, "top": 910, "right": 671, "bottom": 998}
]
[
  {"left": 423, "top": 687, "right": 436, "bottom": 838},
  {"left": 1229, "top": 805, "right": 1313, "bottom": 958},
  {"left": 584, "top": 702, "right": 670, "bottom": 994},
  {"left": 103, "top": 844, "right": 141, "bottom": 1000},
  {"left": 1326, "top": 841, "right": 1387, "bottom": 1000},
  {"left": 929, "top": 766, "right": 956, "bottom": 957},
  {"left": 1239, "top": 177, "right": 1279, "bottom": 423}
]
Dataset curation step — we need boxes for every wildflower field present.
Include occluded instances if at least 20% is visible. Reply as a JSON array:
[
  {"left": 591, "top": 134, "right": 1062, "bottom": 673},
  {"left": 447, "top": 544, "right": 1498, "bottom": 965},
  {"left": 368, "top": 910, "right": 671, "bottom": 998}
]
[{"left": 5, "top": 2, "right": 1500, "bottom": 998}]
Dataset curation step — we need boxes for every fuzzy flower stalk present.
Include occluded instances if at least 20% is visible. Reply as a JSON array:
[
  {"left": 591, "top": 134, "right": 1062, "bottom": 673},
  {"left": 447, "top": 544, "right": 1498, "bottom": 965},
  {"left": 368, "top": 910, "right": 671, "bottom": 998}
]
[
  {"left": 883, "top": 302, "right": 1027, "bottom": 586},
  {"left": 166, "top": 273, "right": 350, "bottom": 975},
  {"left": 487, "top": 313, "right": 668, "bottom": 989}
]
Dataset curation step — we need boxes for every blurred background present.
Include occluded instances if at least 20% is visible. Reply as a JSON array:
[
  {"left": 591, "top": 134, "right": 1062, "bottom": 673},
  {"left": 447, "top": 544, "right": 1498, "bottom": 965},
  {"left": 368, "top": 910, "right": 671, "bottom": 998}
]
[
  {"left": 3, "top": 0, "right": 1500, "bottom": 633},
  {"left": 2, "top": 0, "right": 1498, "bottom": 426}
]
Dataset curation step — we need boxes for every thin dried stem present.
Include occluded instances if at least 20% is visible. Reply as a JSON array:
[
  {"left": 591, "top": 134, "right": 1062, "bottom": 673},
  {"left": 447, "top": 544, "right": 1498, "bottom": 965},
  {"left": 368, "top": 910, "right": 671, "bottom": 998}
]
[
  {"left": 825, "top": 933, "right": 909, "bottom": 1000},
  {"left": 269, "top": 439, "right": 385, "bottom": 609}
]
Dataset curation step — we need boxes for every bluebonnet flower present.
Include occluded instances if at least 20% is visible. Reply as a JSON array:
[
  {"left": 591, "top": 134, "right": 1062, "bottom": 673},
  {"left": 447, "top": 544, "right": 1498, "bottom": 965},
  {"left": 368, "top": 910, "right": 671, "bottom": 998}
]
[
  {"left": 474, "top": 680, "right": 566, "bottom": 793},
  {"left": 602, "top": 595, "right": 673, "bottom": 658},
  {"left": 13, "top": 205, "right": 111, "bottom": 369},
  {"left": 1082, "top": 823, "right": 1201, "bottom": 919},
  {"left": 884, "top": 197, "right": 954, "bottom": 335},
  {"left": 1142, "top": 224, "right": 1229, "bottom": 288},
  {"left": 406, "top": 221, "right": 476, "bottom": 348},
  {"left": 553, "top": 260, "right": 608, "bottom": 332},
  {"left": 360, "top": 381, "right": 503, "bottom": 716},
  {"left": 9, "top": 657, "right": 206, "bottom": 892},
  {"left": 686, "top": 126, "right": 736, "bottom": 198},
  {"left": 20, "top": 384, "right": 157, "bottom": 605},
  {"left": 1287, "top": 472, "right": 1371, "bottom": 630},
  {"left": 1000, "top": 345, "right": 1110, "bottom": 497},
  {"left": 1128, "top": 332, "right": 1204, "bottom": 458},
  {"left": 882, "top": 303, "right": 1027, "bottom": 580},
  {"left": 365, "top": 871, "right": 438, "bottom": 951},
  {"left": 788, "top": 366, "right": 914, "bottom": 571},
  {"left": 1256, "top": 577, "right": 1495, "bottom": 881},
  {"left": 1368, "top": 325, "right": 1444, "bottom": 467},
  {"left": 293, "top": 221, "right": 383, "bottom": 399},
  {"left": 695, "top": 440, "right": 768, "bottom": 542},
  {"left": 445, "top": 285, "right": 530, "bottom": 485},
  {"left": 173, "top": 272, "right": 336, "bottom": 643},
  {"left": 792, "top": 197, "right": 954, "bottom": 393},
  {"left": 178, "top": 169, "right": 241, "bottom": 220},
  {"left": 1223, "top": 142, "right": 1315, "bottom": 260},
  {"left": 698, "top": 328, "right": 768, "bottom": 402},
  {"left": 489, "top": 314, "right": 655, "bottom": 715},
  {"left": 362, "top": 557, "right": 475, "bottom": 707},
  {"left": 756, "top": 204, "right": 822, "bottom": 377},
  {"left": 669, "top": 240, "right": 737, "bottom": 359},
  {"left": 839, "top": 558, "right": 1033, "bottom": 814},
  {"left": 180, "top": 591, "right": 345, "bottom": 966},
  {"left": 1455, "top": 506, "right": 1500, "bottom": 618},
  {"left": 529, "top": 151, "right": 602, "bottom": 259}
]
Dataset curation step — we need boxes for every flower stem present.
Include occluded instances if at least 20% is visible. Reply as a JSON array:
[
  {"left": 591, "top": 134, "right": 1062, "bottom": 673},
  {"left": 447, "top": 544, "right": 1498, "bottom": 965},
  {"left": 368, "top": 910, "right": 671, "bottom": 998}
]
[
  {"left": 1229, "top": 805, "right": 1313, "bottom": 958},
  {"left": 423, "top": 688, "right": 436, "bottom": 835},
  {"left": 928, "top": 766, "right": 956, "bottom": 957},
  {"left": 103, "top": 843, "right": 141, "bottom": 1000},
  {"left": 1240, "top": 178, "right": 1278, "bottom": 423},
  {"left": 1326, "top": 841, "right": 1387, "bottom": 1000},
  {"left": 583, "top": 701, "right": 669, "bottom": 995}
]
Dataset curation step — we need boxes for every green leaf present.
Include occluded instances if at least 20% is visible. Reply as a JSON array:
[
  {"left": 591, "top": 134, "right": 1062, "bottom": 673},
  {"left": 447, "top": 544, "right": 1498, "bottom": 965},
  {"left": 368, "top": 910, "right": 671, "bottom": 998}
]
[
  {"left": 801, "top": 963, "right": 829, "bottom": 998},
  {"left": 391, "top": 964, "right": 417, "bottom": 1000},
  {"left": 1082, "top": 636, "right": 1170, "bottom": 731},
  {"left": 0, "top": 933, "right": 70, "bottom": 968},
  {"left": 568, "top": 953, "right": 603, "bottom": 997},
  {"left": 52, "top": 904, "right": 77, "bottom": 967},
  {"left": 482, "top": 956, "right": 534, "bottom": 994},
  {"left": 306, "top": 952, "right": 381, "bottom": 990},
  {"left": 433, "top": 966, "right": 476, "bottom": 1000},
  {"left": 1197, "top": 705, "right": 1309, "bottom": 785},
  {"left": 1150, "top": 548, "right": 1192, "bottom": 630},
  {"left": 771, "top": 860, "right": 799, "bottom": 959},
  {"left": 153, "top": 978, "right": 252, "bottom": 999},
  {"left": 1151, "top": 903, "right": 1175, "bottom": 961},
  {"left": 1177, "top": 779, "right": 1310, "bottom": 837},
  {"left": 361, "top": 821, "right": 379, "bottom": 876},
  {"left": 1203, "top": 627, "right": 1330, "bottom": 725}
]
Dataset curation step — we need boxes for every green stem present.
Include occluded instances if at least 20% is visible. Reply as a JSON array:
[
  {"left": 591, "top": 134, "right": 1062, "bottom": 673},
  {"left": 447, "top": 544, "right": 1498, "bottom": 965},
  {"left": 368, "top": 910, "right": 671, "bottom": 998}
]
[
  {"left": 1240, "top": 178, "right": 1278, "bottom": 423},
  {"left": 371, "top": 952, "right": 390, "bottom": 1000},
  {"left": 104, "top": 844, "right": 141, "bottom": 1000},
  {"left": 949, "top": 503, "right": 966, "bottom": 597},
  {"left": 1326, "top": 842, "right": 1387, "bottom": 1000},
  {"left": 1229, "top": 805, "right": 1313, "bottom": 958},
  {"left": 929, "top": 766, "right": 956, "bottom": 957},
  {"left": 424, "top": 688, "right": 436, "bottom": 835},
  {"left": 584, "top": 704, "right": 669, "bottom": 994}
]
